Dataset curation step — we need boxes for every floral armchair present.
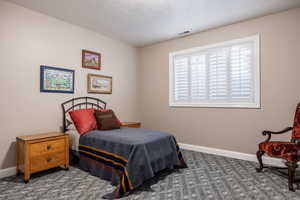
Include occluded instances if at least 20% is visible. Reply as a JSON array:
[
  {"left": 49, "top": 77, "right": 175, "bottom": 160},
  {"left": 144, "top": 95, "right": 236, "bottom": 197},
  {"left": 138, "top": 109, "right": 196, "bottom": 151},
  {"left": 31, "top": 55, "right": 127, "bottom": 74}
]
[{"left": 257, "top": 103, "right": 300, "bottom": 191}]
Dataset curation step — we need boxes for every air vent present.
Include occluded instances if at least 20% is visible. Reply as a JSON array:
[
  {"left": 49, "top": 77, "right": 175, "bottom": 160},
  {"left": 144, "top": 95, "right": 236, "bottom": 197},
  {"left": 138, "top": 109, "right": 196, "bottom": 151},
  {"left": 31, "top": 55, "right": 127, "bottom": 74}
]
[{"left": 178, "top": 30, "right": 192, "bottom": 37}]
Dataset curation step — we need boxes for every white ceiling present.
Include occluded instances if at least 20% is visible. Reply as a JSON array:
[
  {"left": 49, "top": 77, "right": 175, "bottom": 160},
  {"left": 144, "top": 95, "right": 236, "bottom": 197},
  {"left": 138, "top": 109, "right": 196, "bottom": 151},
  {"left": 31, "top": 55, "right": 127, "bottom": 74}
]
[{"left": 6, "top": 0, "right": 300, "bottom": 47}]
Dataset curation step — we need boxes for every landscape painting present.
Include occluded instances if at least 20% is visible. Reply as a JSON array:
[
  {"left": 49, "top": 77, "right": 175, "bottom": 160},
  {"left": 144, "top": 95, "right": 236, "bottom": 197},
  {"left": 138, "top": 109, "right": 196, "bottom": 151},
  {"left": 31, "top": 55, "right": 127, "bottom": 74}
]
[
  {"left": 40, "top": 66, "right": 74, "bottom": 93},
  {"left": 87, "top": 74, "right": 112, "bottom": 94},
  {"left": 82, "top": 49, "right": 101, "bottom": 70}
]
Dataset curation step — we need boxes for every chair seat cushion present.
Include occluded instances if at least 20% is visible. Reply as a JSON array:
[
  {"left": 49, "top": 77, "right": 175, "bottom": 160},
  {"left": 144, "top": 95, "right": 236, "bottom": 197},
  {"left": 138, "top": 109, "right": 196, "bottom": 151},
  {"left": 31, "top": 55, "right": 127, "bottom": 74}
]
[{"left": 259, "top": 141, "right": 300, "bottom": 161}]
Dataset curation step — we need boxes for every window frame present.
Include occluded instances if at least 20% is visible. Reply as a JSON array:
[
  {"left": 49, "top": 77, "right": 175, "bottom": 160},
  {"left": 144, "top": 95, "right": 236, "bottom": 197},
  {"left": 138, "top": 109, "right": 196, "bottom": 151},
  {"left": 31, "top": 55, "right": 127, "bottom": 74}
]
[{"left": 169, "top": 34, "right": 260, "bottom": 108}]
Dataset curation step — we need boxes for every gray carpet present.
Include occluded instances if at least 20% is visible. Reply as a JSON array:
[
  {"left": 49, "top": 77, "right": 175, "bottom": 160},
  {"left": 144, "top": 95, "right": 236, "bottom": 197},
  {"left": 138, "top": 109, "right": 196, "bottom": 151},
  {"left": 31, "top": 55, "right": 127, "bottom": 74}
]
[{"left": 1, "top": 150, "right": 300, "bottom": 200}]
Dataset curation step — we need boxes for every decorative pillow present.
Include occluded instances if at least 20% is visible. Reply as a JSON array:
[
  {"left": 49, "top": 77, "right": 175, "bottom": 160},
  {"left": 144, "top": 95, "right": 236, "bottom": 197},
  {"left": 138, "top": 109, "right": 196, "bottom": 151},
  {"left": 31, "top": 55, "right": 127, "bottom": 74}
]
[
  {"left": 98, "top": 109, "right": 122, "bottom": 126},
  {"left": 69, "top": 108, "right": 97, "bottom": 134},
  {"left": 94, "top": 109, "right": 121, "bottom": 130}
]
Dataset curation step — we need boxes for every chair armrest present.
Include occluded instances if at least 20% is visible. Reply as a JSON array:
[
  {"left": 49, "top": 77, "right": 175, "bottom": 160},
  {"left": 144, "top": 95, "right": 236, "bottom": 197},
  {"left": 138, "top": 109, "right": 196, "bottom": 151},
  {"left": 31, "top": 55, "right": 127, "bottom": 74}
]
[{"left": 262, "top": 127, "right": 293, "bottom": 142}]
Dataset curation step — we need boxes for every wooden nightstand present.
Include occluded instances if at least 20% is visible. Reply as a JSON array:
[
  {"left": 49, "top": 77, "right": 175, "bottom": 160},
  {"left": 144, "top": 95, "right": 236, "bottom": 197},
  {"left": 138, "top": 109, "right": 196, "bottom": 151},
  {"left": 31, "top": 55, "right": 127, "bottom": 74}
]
[
  {"left": 121, "top": 122, "right": 141, "bottom": 128},
  {"left": 16, "top": 132, "right": 69, "bottom": 183}
]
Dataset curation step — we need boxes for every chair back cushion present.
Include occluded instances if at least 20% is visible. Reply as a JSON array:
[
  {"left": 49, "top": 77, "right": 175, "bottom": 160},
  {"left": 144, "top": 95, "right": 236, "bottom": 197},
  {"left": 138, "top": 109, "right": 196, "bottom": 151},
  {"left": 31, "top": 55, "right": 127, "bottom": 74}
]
[{"left": 292, "top": 103, "right": 300, "bottom": 139}]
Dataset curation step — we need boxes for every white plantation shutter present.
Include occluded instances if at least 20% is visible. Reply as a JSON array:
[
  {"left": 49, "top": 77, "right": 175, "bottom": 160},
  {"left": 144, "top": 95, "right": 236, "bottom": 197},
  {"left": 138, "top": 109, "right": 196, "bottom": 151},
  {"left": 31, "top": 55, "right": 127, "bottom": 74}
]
[
  {"left": 208, "top": 49, "right": 228, "bottom": 100},
  {"left": 173, "top": 56, "right": 189, "bottom": 101},
  {"left": 169, "top": 35, "right": 260, "bottom": 108},
  {"left": 190, "top": 54, "right": 206, "bottom": 100},
  {"left": 230, "top": 44, "right": 253, "bottom": 100}
]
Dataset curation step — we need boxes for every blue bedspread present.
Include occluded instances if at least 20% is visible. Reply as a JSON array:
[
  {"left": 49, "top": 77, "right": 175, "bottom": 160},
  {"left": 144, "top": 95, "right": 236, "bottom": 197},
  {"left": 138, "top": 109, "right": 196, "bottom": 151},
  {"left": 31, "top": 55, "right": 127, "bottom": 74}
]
[{"left": 79, "top": 127, "right": 187, "bottom": 199}]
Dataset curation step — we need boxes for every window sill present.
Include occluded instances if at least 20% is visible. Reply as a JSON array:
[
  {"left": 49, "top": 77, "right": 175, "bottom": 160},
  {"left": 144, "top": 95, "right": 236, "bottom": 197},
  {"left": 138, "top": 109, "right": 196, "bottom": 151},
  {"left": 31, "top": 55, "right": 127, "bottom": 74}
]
[{"left": 169, "top": 103, "right": 261, "bottom": 109}]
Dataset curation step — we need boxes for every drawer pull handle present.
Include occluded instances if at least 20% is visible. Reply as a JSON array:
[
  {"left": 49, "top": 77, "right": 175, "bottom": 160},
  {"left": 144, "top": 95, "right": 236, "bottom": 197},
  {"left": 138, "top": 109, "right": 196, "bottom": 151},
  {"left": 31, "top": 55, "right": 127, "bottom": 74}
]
[
  {"left": 47, "top": 145, "right": 51, "bottom": 150},
  {"left": 47, "top": 157, "right": 52, "bottom": 162}
]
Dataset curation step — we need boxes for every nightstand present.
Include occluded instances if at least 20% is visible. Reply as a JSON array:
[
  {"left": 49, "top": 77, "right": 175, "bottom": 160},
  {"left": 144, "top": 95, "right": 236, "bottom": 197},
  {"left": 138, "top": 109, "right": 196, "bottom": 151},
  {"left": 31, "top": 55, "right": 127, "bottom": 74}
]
[
  {"left": 16, "top": 132, "right": 69, "bottom": 183},
  {"left": 121, "top": 122, "right": 141, "bottom": 128}
]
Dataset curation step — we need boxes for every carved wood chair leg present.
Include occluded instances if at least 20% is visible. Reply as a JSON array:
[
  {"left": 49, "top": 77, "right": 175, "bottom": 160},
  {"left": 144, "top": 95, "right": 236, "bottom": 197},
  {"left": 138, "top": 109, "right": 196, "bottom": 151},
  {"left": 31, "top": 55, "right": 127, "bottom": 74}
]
[
  {"left": 285, "top": 161, "right": 298, "bottom": 192},
  {"left": 256, "top": 150, "right": 265, "bottom": 172}
]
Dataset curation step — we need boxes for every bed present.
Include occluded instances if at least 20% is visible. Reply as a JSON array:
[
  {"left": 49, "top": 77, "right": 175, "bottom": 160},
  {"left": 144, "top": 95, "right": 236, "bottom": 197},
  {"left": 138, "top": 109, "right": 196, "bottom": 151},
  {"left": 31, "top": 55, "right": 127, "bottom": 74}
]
[{"left": 62, "top": 97, "right": 187, "bottom": 199}]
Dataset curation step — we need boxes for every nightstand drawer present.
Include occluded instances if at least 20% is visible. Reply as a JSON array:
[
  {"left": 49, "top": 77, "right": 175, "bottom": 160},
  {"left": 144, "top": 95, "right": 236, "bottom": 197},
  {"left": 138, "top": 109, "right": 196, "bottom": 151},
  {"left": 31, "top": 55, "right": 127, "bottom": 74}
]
[
  {"left": 30, "top": 139, "right": 65, "bottom": 157},
  {"left": 30, "top": 152, "right": 65, "bottom": 173}
]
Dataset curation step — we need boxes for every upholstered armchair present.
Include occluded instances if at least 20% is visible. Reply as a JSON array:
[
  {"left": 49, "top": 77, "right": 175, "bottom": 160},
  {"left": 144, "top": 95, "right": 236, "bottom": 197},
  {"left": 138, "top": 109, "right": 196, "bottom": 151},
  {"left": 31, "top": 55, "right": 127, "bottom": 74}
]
[{"left": 257, "top": 103, "right": 300, "bottom": 191}]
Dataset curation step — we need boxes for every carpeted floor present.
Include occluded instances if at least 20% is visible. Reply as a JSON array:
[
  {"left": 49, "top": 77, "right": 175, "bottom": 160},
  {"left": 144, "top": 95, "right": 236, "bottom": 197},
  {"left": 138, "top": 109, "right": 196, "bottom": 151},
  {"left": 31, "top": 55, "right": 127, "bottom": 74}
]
[{"left": 1, "top": 150, "right": 300, "bottom": 200}]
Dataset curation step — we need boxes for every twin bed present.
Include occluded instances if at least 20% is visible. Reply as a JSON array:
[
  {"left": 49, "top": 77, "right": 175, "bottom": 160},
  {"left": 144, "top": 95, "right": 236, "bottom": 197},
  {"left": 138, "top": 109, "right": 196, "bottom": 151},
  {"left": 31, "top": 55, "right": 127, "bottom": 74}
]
[{"left": 62, "top": 97, "right": 187, "bottom": 199}]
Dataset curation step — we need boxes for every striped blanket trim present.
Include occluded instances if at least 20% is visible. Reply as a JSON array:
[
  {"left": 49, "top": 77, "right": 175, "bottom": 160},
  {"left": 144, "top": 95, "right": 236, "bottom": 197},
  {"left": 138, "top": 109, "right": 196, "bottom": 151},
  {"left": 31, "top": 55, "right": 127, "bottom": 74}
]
[{"left": 78, "top": 144, "right": 133, "bottom": 197}]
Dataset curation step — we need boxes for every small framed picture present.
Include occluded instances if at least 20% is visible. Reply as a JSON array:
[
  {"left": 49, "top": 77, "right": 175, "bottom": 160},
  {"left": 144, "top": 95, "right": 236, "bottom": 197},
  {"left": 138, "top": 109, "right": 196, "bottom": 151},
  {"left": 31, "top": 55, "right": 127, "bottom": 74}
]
[
  {"left": 40, "top": 65, "right": 75, "bottom": 93},
  {"left": 82, "top": 49, "right": 101, "bottom": 70},
  {"left": 87, "top": 74, "right": 112, "bottom": 94}
]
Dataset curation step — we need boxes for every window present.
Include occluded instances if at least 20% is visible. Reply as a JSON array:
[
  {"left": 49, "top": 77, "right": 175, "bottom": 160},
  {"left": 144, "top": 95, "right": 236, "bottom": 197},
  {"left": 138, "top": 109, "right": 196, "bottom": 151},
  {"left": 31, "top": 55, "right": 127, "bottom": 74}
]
[{"left": 169, "top": 35, "right": 260, "bottom": 108}]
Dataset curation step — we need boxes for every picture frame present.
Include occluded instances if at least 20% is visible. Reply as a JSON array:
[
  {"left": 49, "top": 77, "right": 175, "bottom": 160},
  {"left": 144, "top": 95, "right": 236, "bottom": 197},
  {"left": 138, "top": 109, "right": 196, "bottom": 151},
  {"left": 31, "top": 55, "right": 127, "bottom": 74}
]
[
  {"left": 82, "top": 49, "right": 101, "bottom": 70},
  {"left": 40, "top": 65, "right": 75, "bottom": 93},
  {"left": 87, "top": 73, "right": 112, "bottom": 94}
]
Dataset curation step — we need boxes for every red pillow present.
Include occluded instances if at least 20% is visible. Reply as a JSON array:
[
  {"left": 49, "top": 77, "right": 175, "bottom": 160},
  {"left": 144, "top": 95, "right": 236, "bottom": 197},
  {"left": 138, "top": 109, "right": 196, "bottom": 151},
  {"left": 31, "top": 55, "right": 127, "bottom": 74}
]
[
  {"left": 69, "top": 108, "right": 97, "bottom": 135},
  {"left": 97, "top": 109, "right": 121, "bottom": 129}
]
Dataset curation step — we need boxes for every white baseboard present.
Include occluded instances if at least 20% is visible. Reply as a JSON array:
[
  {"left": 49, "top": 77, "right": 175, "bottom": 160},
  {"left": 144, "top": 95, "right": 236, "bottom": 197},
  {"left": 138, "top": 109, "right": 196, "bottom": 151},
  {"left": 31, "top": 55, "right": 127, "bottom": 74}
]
[
  {"left": 178, "top": 142, "right": 285, "bottom": 167},
  {"left": 0, "top": 166, "right": 16, "bottom": 179}
]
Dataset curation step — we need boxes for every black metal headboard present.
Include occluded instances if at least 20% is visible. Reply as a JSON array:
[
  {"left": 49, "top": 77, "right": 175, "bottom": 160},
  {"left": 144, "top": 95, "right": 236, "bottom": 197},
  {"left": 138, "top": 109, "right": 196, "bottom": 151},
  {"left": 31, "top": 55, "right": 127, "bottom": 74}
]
[{"left": 61, "top": 96, "right": 107, "bottom": 132}]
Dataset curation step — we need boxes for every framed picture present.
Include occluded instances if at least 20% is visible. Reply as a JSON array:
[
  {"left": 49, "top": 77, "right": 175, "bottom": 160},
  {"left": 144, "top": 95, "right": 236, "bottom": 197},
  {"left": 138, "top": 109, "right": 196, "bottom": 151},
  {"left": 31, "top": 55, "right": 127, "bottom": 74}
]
[
  {"left": 82, "top": 49, "right": 101, "bottom": 70},
  {"left": 40, "top": 65, "right": 75, "bottom": 93},
  {"left": 87, "top": 74, "right": 112, "bottom": 94}
]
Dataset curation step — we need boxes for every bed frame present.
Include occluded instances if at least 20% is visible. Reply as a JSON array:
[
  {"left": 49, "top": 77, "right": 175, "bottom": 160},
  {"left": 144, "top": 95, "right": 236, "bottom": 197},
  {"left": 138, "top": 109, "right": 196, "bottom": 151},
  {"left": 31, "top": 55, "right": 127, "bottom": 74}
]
[{"left": 61, "top": 96, "right": 107, "bottom": 132}]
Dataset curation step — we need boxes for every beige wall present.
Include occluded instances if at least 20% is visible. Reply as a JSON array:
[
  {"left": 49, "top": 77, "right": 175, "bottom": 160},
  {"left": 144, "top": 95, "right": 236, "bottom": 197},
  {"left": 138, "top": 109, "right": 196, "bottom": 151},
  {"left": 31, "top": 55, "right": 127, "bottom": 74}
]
[
  {"left": 0, "top": 1, "right": 139, "bottom": 169},
  {"left": 138, "top": 8, "right": 300, "bottom": 154}
]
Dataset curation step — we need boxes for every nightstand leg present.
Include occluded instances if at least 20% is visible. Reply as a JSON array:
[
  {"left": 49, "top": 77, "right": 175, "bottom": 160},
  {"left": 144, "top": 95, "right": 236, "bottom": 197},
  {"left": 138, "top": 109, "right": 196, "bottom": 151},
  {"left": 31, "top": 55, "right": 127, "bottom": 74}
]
[
  {"left": 64, "top": 163, "right": 69, "bottom": 170},
  {"left": 16, "top": 140, "right": 19, "bottom": 176},
  {"left": 24, "top": 142, "right": 30, "bottom": 183},
  {"left": 23, "top": 173, "right": 30, "bottom": 183},
  {"left": 64, "top": 137, "right": 69, "bottom": 171}
]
